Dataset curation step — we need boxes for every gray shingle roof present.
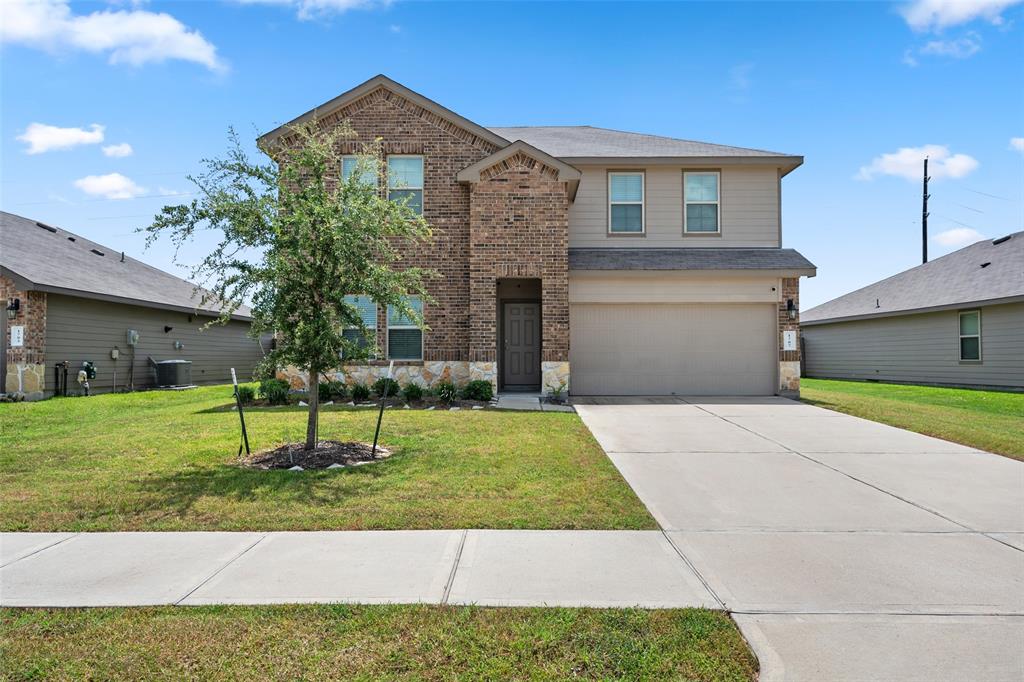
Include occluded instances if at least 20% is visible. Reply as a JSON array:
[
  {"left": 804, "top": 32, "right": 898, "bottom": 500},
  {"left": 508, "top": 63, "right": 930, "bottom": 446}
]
[
  {"left": 802, "top": 232, "right": 1024, "bottom": 325},
  {"left": 1, "top": 211, "right": 250, "bottom": 320},
  {"left": 569, "top": 247, "right": 816, "bottom": 272},
  {"left": 488, "top": 126, "right": 794, "bottom": 159}
]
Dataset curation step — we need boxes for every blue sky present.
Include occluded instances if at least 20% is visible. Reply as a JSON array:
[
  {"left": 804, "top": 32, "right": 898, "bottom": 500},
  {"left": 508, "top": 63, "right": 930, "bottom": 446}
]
[{"left": 2, "top": 0, "right": 1022, "bottom": 308}]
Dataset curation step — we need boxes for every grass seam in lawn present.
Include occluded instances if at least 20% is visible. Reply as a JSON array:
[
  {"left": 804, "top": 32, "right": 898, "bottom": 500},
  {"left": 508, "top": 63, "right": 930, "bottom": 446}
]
[{"left": 173, "top": 533, "right": 268, "bottom": 605}]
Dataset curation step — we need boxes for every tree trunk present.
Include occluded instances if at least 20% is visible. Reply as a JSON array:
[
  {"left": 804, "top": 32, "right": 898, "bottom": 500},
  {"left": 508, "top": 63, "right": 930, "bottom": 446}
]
[{"left": 305, "top": 365, "right": 319, "bottom": 450}]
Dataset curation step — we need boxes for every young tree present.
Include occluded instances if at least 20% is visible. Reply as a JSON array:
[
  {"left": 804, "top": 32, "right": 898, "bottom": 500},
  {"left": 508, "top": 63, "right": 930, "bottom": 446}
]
[{"left": 144, "top": 122, "right": 432, "bottom": 450}]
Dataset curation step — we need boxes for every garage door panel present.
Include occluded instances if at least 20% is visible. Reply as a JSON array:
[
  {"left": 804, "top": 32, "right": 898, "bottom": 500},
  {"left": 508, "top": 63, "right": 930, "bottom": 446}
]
[{"left": 570, "top": 304, "right": 776, "bottom": 395}]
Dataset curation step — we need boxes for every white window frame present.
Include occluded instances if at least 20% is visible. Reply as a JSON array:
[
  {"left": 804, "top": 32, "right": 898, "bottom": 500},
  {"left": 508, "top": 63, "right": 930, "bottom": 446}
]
[
  {"left": 683, "top": 170, "right": 722, "bottom": 234},
  {"left": 342, "top": 295, "right": 377, "bottom": 360},
  {"left": 958, "top": 310, "right": 982, "bottom": 362},
  {"left": 341, "top": 155, "right": 378, "bottom": 187},
  {"left": 387, "top": 296, "right": 423, "bottom": 361},
  {"left": 607, "top": 171, "right": 645, "bottom": 234},
  {"left": 387, "top": 155, "right": 424, "bottom": 215}
]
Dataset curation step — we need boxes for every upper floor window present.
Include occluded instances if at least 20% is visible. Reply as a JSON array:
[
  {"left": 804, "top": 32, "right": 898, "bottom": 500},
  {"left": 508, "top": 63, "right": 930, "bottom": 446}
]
[
  {"left": 958, "top": 310, "right": 981, "bottom": 361},
  {"left": 684, "top": 171, "right": 720, "bottom": 233},
  {"left": 342, "top": 295, "right": 377, "bottom": 358},
  {"left": 388, "top": 156, "right": 423, "bottom": 215},
  {"left": 608, "top": 172, "right": 644, "bottom": 233},
  {"left": 387, "top": 296, "right": 423, "bottom": 360},
  {"left": 341, "top": 156, "right": 378, "bottom": 187}
]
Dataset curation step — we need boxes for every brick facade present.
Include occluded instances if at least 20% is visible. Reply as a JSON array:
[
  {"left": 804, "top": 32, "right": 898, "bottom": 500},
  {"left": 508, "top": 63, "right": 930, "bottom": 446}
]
[
  {"left": 778, "top": 276, "right": 801, "bottom": 394},
  {"left": 2, "top": 274, "right": 47, "bottom": 398}
]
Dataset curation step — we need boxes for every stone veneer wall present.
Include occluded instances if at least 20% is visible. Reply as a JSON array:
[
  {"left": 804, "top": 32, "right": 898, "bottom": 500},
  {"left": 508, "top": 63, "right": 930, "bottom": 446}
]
[
  {"left": 778, "top": 276, "right": 801, "bottom": 396},
  {"left": 278, "top": 361, "right": 471, "bottom": 392},
  {"left": 1, "top": 274, "right": 47, "bottom": 399}
]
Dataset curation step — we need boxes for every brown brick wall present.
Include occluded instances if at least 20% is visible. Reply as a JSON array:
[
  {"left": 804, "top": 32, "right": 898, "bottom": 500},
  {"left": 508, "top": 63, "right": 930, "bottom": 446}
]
[
  {"left": 468, "top": 152, "right": 570, "bottom": 362},
  {"left": 779, "top": 276, "right": 800, "bottom": 363},
  {"left": 1, "top": 275, "right": 46, "bottom": 367}
]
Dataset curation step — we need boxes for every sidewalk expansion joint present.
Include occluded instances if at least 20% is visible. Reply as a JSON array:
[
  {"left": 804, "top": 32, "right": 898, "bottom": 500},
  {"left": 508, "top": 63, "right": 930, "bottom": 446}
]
[
  {"left": 661, "top": 529, "right": 726, "bottom": 610},
  {"left": 0, "top": 532, "right": 81, "bottom": 570},
  {"left": 441, "top": 529, "right": 468, "bottom": 605},
  {"left": 174, "top": 533, "right": 268, "bottom": 606}
]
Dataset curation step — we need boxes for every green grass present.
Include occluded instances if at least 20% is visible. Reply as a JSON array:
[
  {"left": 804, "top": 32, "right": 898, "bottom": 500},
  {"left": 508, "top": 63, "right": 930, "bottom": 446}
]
[
  {"left": 0, "top": 605, "right": 756, "bottom": 681},
  {"left": 801, "top": 378, "right": 1024, "bottom": 460},
  {"left": 0, "top": 385, "right": 655, "bottom": 531}
]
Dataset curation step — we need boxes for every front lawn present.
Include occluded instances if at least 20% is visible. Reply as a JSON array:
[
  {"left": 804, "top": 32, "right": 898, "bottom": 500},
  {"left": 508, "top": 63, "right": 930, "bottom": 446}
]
[
  {"left": 0, "top": 605, "right": 756, "bottom": 681},
  {"left": 801, "top": 378, "right": 1024, "bottom": 460},
  {"left": 0, "top": 385, "right": 655, "bottom": 531}
]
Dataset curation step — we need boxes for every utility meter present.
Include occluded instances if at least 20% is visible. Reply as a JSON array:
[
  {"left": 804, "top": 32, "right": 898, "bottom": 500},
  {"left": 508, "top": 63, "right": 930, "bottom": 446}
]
[
  {"left": 82, "top": 361, "right": 97, "bottom": 380},
  {"left": 127, "top": 329, "right": 139, "bottom": 346},
  {"left": 110, "top": 347, "right": 120, "bottom": 360}
]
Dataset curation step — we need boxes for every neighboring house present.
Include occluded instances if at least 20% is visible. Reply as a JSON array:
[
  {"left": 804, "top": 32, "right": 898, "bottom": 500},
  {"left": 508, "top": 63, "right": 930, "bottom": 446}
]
[
  {"left": 1, "top": 211, "right": 265, "bottom": 399},
  {"left": 802, "top": 232, "right": 1023, "bottom": 390},
  {"left": 262, "top": 75, "right": 816, "bottom": 397}
]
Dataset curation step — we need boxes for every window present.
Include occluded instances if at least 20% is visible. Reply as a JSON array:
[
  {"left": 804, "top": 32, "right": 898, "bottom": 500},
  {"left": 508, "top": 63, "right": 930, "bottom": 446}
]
[
  {"left": 608, "top": 172, "right": 644, "bottom": 233},
  {"left": 684, "top": 171, "right": 720, "bottom": 233},
  {"left": 342, "top": 295, "right": 376, "bottom": 358},
  {"left": 388, "top": 156, "right": 423, "bottom": 215},
  {"left": 387, "top": 296, "right": 423, "bottom": 360},
  {"left": 958, "top": 310, "right": 981, "bottom": 361},
  {"left": 341, "top": 156, "right": 378, "bottom": 187}
]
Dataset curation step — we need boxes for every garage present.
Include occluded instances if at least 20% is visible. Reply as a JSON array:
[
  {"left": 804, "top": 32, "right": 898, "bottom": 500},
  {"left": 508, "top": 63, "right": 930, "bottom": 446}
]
[{"left": 569, "top": 303, "right": 777, "bottom": 395}]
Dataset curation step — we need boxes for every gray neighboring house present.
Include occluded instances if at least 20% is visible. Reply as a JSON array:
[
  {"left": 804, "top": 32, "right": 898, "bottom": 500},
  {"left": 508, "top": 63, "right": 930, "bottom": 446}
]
[
  {"left": 1, "top": 211, "right": 265, "bottom": 399},
  {"left": 801, "top": 232, "right": 1023, "bottom": 390}
]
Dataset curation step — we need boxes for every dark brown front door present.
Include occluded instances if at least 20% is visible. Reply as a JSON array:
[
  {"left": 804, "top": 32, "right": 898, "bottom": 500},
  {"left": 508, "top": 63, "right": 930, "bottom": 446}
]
[{"left": 503, "top": 302, "right": 540, "bottom": 389}]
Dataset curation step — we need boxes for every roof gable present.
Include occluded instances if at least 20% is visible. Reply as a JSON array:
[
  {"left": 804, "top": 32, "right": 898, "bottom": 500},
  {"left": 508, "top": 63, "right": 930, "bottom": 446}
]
[{"left": 457, "top": 140, "right": 582, "bottom": 200}]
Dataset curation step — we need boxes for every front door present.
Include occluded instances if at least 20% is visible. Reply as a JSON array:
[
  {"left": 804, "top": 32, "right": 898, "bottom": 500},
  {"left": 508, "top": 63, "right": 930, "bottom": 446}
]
[{"left": 503, "top": 302, "right": 540, "bottom": 389}]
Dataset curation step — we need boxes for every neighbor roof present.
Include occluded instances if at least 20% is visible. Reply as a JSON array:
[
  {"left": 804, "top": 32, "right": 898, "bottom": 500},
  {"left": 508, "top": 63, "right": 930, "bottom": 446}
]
[
  {"left": 569, "top": 247, "right": 816, "bottom": 274},
  {"left": 802, "top": 232, "right": 1024, "bottom": 325},
  {"left": 0, "top": 211, "right": 251, "bottom": 321}
]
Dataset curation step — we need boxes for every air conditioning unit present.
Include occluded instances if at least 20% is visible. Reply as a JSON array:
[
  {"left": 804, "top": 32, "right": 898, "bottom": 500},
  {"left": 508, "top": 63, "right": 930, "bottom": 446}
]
[{"left": 153, "top": 359, "right": 192, "bottom": 387}]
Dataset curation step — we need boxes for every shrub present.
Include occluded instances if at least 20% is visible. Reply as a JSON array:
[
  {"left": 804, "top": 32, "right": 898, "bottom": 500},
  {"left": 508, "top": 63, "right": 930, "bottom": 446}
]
[
  {"left": 319, "top": 380, "right": 346, "bottom": 402},
  {"left": 462, "top": 379, "right": 493, "bottom": 402},
  {"left": 351, "top": 383, "right": 371, "bottom": 402},
  {"left": 258, "top": 378, "right": 290, "bottom": 405},
  {"left": 547, "top": 379, "right": 568, "bottom": 404},
  {"left": 435, "top": 380, "right": 458, "bottom": 404},
  {"left": 372, "top": 377, "right": 401, "bottom": 398},
  {"left": 236, "top": 385, "right": 256, "bottom": 405},
  {"left": 401, "top": 382, "right": 424, "bottom": 402}
]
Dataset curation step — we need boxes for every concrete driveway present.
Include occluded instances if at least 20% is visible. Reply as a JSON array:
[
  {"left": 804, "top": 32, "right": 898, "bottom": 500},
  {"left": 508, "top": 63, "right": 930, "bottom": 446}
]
[{"left": 575, "top": 396, "right": 1024, "bottom": 682}]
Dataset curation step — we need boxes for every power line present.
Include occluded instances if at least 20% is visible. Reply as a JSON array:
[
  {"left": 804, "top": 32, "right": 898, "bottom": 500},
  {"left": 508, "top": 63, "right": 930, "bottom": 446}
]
[{"left": 961, "top": 187, "right": 1015, "bottom": 202}]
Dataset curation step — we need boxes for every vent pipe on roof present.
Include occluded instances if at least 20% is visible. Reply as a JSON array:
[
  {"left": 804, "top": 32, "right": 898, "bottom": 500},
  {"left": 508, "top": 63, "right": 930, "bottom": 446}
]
[{"left": 121, "top": 251, "right": 125, "bottom": 262}]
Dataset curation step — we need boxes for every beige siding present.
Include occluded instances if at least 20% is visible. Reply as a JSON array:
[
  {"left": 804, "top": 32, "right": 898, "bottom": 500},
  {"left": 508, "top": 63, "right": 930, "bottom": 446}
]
[
  {"left": 45, "top": 294, "right": 266, "bottom": 395},
  {"left": 802, "top": 302, "right": 1024, "bottom": 389},
  {"left": 570, "top": 272, "right": 781, "bottom": 304},
  {"left": 569, "top": 165, "right": 780, "bottom": 248},
  {"left": 570, "top": 303, "right": 777, "bottom": 395}
]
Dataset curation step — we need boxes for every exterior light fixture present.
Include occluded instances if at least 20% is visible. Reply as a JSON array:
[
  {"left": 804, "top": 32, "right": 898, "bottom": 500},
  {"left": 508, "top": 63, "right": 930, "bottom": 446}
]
[
  {"left": 786, "top": 298, "right": 796, "bottom": 320},
  {"left": 6, "top": 298, "right": 20, "bottom": 320}
]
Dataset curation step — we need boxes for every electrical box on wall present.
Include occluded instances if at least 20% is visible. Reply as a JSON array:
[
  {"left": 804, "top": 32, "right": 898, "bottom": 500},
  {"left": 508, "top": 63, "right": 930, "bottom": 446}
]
[
  {"left": 782, "top": 330, "right": 798, "bottom": 352},
  {"left": 127, "top": 329, "right": 139, "bottom": 346},
  {"left": 10, "top": 325, "right": 24, "bottom": 348}
]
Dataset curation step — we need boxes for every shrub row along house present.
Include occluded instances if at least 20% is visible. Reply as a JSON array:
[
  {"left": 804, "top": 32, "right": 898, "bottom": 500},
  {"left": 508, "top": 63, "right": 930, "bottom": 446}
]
[
  {"left": 1, "top": 211, "right": 265, "bottom": 399},
  {"left": 265, "top": 75, "right": 816, "bottom": 397},
  {"left": 802, "top": 231, "right": 1023, "bottom": 390}
]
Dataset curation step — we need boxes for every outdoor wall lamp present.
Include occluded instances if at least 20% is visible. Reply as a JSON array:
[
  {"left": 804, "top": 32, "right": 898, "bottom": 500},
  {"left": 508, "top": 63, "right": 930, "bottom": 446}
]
[
  {"left": 786, "top": 298, "right": 796, "bottom": 320},
  {"left": 6, "top": 298, "right": 20, "bottom": 320}
]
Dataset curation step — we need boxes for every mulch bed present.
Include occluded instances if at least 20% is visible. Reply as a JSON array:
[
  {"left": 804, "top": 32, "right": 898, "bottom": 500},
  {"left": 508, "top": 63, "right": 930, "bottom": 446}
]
[{"left": 239, "top": 440, "right": 392, "bottom": 470}]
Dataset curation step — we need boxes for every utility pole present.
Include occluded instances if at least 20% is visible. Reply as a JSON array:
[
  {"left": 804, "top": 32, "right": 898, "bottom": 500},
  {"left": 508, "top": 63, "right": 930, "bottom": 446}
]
[{"left": 922, "top": 157, "right": 930, "bottom": 264}]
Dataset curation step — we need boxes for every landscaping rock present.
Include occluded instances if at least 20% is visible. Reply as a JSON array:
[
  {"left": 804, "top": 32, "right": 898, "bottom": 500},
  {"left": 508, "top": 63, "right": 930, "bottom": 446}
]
[
  {"left": 298, "top": 400, "right": 308, "bottom": 407},
  {"left": 288, "top": 465, "right": 304, "bottom": 472},
  {"left": 327, "top": 463, "right": 344, "bottom": 469},
  {"left": 449, "top": 406, "right": 461, "bottom": 411},
  {"left": 472, "top": 405, "right": 484, "bottom": 410}
]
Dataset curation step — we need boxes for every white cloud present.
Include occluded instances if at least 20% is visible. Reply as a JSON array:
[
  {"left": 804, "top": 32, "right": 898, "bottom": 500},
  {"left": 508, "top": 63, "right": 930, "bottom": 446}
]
[
  {"left": 0, "top": 0, "right": 224, "bottom": 71},
  {"left": 17, "top": 122, "right": 105, "bottom": 154},
  {"left": 234, "top": 0, "right": 384, "bottom": 20},
  {"left": 901, "top": 49, "right": 920, "bottom": 66},
  {"left": 919, "top": 31, "right": 983, "bottom": 58},
  {"left": 102, "top": 142, "right": 134, "bottom": 157},
  {"left": 728, "top": 62, "right": 754, "bottom": 91},
  {"left": 900, "top": 0, "right": 1023, "bottom": 31},
  {"left": 934, "top": 227, "right": 985, "bottom": 247},
  {"left": 856, "top": 144, "right": 979, "bottom": 181},
  {"left": 1011, "top": 137, "right": 1024, "bottom": 153},
  {"left": 73, "top": 173, "right": 147, "bottom": 199}
]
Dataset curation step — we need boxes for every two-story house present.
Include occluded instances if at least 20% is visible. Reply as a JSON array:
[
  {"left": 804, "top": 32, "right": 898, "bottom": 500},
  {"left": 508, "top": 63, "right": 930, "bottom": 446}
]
[{"left": 261, "top": 75, "right": 815, "bottom": 397}]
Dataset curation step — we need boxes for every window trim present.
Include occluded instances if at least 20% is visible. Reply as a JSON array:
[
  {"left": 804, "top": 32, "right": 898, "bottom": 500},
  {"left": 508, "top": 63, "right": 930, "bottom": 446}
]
[
  {"left": 386, "top": 296, "right": 424, "bottom": 362},
  {"left": 387, "top": 154, "right": 424, "bottom": 215},
  {"left": 958, "top": 309, "right": 982, "bottom": 363},
  {"left": 607, "top": 170, "right": 646, "bottom": 236},
  {"left": 342, "top": 295, "right": 377, "bottom": 360},
  {"left": 683, "top": 170, "right": 722, "bottom": 235}
]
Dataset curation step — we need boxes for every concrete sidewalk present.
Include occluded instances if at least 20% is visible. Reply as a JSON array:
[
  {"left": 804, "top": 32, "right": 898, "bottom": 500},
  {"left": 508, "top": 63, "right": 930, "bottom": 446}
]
[{"left": 0, "top": 530, "right": 716, "bottom": 609}]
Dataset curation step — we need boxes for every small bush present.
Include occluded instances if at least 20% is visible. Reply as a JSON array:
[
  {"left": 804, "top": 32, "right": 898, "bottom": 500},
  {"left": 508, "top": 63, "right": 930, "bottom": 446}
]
[
  {"left": 236, "top": 385, "right": 256, "bottom": 405},
  {"left": 435, "top": 381, "right": 458, "bottom": 404},
  {"left": 351, "top": 383, "right": 371, "bottom": 402},
  {"left": 319, "top": 380, "right": 346, "bottom": 402},
  {"left": 462, "top": 379, "right": 493, "bottom": 402},
  {"left": 372, "top": 377, "right": 401, "bottom": 398},
  {"left": 547, "top": 379, "right": 568, "bottom": 403},
  {"left": 401, "top": 382, "right": 424, "bottom": 402},
  {"left": 259, "top": 378, "right": 290, "bottom": 405}
]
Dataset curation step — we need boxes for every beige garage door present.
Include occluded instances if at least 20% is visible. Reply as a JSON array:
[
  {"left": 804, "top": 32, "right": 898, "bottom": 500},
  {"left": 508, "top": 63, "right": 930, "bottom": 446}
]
[{"left": 570, "top": 303, "right": 776, "bottom": 395}]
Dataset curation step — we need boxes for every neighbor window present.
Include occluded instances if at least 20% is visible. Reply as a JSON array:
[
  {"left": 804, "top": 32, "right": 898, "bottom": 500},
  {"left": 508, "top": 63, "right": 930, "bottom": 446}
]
[
  {"left": 341, "top": 156, "right": 378, "bottom": 187},
  {"left": 342, "top": 295, "right": 377, "bottom": 358},
  {"left": 387, "top": 296, "right": 423, "bottom": 360},
  {"left": 684, "top": 171, "right": 720, "bottom": 233},
  {"left": 608, "top": 172, "right": 644, "bottom": 233},
  {"left": 388, "top": 156, "right": 423, "bottom": 215},
  {"left": 958, "top": 310, "right": 981, "bottom": 361}
]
